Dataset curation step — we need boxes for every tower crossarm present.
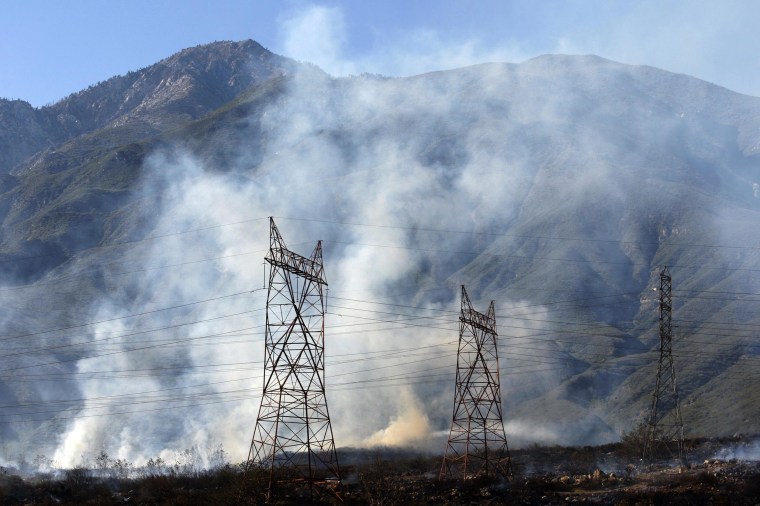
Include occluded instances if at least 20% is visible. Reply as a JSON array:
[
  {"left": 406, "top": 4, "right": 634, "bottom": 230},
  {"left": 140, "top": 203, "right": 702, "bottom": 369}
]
[
  {"left": 266, "top": 246, "right": 327, "bottom": 285},
  {"left": 460, "top": 308, "right": 496, "bottom": 334}
]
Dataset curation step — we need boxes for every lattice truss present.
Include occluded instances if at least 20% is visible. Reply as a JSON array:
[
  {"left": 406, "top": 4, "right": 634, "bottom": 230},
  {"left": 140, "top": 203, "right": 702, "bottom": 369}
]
[
  {"left": 247, "top": 218, "right": 341, "bottom": 491},
  {"left": 643, "top": 266, "right": 685, "bottom": 462},
  {"left": 441, "top": 286, "right": 512, "bottom": 480}
]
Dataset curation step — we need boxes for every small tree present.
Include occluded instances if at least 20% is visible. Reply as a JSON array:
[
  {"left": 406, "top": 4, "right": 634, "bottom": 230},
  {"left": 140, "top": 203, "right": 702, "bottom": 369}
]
[
  {"left": 145, "top": 456, "right": 167, "bottom": 477},
  {"left": 619, "top": 422, "right": 648, "bottom": 459},
  {"left": 207, "top": 443, "right": 228, "bottom": 470},
  {"left": 95, "top": 450, "right": 112, "bottom": 478}
]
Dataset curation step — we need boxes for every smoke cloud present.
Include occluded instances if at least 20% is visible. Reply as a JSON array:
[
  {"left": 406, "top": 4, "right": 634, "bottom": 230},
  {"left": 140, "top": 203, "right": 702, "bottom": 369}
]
[{"left": 43, "top": 55, "right": 575, "bottom": 466}]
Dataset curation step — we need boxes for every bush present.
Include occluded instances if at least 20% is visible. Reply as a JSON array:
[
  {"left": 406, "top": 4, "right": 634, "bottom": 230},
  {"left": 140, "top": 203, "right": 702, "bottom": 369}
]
[{"left": 619, "top": 422, "right": 648, "bottom": 458}]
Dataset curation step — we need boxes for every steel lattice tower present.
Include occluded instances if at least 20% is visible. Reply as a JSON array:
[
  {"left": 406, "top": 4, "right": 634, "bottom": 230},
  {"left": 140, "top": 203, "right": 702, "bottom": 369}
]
[
  {"left": 440, "top": 286, "right": 512, "bottom": 480},
  {"left": 246, "top": 218, "right": 341, "bottom": 499},
  {"left": 643, "top": 266, "right": 685, "bottom": 462}
]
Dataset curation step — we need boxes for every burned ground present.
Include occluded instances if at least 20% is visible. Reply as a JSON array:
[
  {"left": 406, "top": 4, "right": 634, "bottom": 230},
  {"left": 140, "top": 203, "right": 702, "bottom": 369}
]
[{"left": 0, "top": 435, "right": 758, "bottom": 504}]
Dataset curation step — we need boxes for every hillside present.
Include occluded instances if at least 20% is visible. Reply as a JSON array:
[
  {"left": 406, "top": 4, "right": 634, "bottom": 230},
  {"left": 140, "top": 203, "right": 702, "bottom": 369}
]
[{"left": 0, "top": 41, "right": 759, "bottom": 465}]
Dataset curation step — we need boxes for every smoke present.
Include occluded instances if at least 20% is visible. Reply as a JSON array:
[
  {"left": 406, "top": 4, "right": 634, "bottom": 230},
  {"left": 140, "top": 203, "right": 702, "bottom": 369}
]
[
  {"left": 276, "top": 4, "right": 530, "bottom": 79},
  {"left": 279, "top": 5, "right": 357, "bottom": 77},
  {"left": 43, "top": 48, "right": 667, "bottom": 464},
  {"left": 712, "top": 438, "right": 760, "bottom": 462},
  {"left": 43, "top": 154, "right": 274, "bottom": 467},
  {"left": 364, "top": 387, "right": 432, "bottom": 448},
  {"left": 504, "top": 420, "right": 560, "bottom": 448},
  {"left": 550, "top": 0, "right": 760, "bottom": 98},
  {"left": 275, "top": 2, "right": 760, "bottom": 98},
  {"left": 42, "top": 55, "right": 567, "bottom": 465},
  {"left": 6, "top": 5, "right": 757, "bottom": 469}
]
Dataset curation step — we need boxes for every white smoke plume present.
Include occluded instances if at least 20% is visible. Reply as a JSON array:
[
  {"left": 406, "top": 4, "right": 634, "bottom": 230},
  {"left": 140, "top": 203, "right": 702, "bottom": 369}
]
[{"left": 42, "top": 60, "right": 557, "bottom": 467}]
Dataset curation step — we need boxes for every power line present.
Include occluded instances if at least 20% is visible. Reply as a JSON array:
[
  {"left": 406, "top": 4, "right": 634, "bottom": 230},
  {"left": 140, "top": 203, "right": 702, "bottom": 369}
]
[
  {"left": 277, "top": 216, "right": 760, "bottom": 252},
  {"left": 0, "top": 290, "right": 261, "bottom": 343}
]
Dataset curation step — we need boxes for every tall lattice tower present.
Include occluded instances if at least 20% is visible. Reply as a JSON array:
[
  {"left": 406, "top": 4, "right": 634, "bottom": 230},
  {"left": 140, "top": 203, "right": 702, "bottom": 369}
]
[
  {"left": 643, "top": 266, "right": 685, "bottom": 462},
  {"left": 440, "top": 286, "right": 512, "bottom": 480},
  {"left": 246, "top": 218, "right": 341, "bottom": 498}
]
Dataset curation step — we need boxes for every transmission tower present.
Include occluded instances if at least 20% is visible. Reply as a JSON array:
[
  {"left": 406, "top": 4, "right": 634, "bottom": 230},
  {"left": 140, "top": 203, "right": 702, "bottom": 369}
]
[
  {"left": 642, "top": 266, "right": 685, "bottom": 462},
  {"left": 245, "top": 217, "right": 341, "bottom": 499},
  {"left": 440, "top": 286, "right": 512, "bottom": 480}
]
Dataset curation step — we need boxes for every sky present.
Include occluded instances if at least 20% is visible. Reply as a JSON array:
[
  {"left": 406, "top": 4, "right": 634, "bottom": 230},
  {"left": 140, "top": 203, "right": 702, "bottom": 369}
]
[{"left": 1, "top": 0, "right": 760, "bottom": 107}]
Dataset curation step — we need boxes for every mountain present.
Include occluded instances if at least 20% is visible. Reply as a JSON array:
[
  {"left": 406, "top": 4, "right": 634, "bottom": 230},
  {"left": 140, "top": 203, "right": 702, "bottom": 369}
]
[
  {"left": 0, "top": 41, "right": 759, "bottom": 465},
  {"left": 0, "top": 40, "right": 290, "bottom": 174}
]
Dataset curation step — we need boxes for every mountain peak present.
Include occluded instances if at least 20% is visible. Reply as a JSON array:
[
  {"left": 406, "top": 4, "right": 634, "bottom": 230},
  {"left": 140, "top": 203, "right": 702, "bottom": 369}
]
[
  {"left": 165, "top": 39, "right": 270, "bottom": 60},
  {"left": 0, "top": 40, "right": 294, "bottom": 173},
  {"left": 46, "top": 38, "right": 291, "bottom": 131}
]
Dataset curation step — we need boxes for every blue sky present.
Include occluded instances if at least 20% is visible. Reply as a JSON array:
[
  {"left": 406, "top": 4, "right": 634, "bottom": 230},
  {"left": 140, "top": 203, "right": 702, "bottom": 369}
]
[{"left": 2, "top": 0, "right": 760, "bottom": 106}]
